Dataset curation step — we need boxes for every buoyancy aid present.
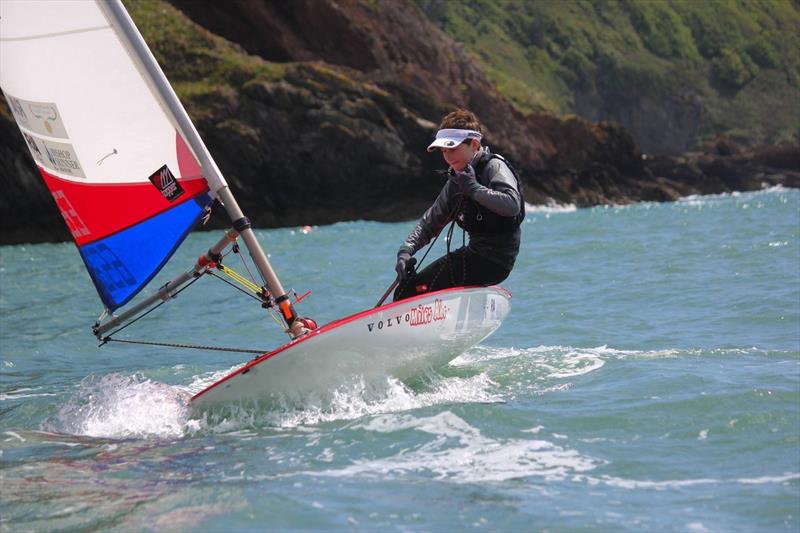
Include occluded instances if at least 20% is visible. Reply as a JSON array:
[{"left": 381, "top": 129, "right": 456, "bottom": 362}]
[{"left": 455, "top": 154, "right": 525, "bottom": 234}]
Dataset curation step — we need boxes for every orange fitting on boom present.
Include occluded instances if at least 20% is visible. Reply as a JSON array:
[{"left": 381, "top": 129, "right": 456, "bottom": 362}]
[{"left": 279, "top": 299, "right": 295, "bottom": 323}]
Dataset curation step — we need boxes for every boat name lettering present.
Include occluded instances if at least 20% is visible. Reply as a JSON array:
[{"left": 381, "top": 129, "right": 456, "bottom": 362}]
[
  {"left": 365, "top": 299, "right": 449, "bottom": 333},
  {"left": 409, "top": 299, "right": 449, "bottom": 327},
  {"left": 366, "top": 314, "right": 404, "bottom": 333}
]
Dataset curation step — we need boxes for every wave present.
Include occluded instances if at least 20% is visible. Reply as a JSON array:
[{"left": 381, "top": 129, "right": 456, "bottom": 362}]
[
  {"left": 302, "top": 410, "right": 800, "bottom": 486},
  {"left": 0, "top": 387, "right": 58, "bottom": 401},
  {"left": 525, "top": 201, "right": 577, "bottom": 214},
  {"left": 577, "top": 472, "right": 800, "bottom": 489},
  {"left": 306, "top": 410, "right": 603, "bottom": 483},
  {"left": 38, "top": 344, "right": 795, "bottom": 440},
  {"left": 36, "top": 345, "right": 607, "bottom": 439},
  {"left": 190, "top": 371, "right": 501, "bottom": 431},
  {"left": 40, "top": 367, "right": 501, "bottom": 439},
  {"left": 455, "top": 344, "right": 791, "bottom": 366},
  {"left": 678, "top": 185, "right": 796, "bottom": 207},
  {"left": 41, "top": 373, "right": 190, "bottom": 439}
]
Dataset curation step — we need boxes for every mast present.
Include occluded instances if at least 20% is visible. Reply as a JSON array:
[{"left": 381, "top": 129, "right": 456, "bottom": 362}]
[{"left": 100, "top": 0, "right": 303, "bottom": 333}]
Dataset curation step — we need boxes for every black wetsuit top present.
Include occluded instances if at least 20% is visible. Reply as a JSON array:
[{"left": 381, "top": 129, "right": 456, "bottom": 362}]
[{"left": 398, "top": 147, "right": 522, "bottom": 271}]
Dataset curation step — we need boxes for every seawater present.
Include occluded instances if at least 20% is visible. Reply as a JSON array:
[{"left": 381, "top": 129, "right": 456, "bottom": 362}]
[{"left": 1, "top": 188, "right": 798, "bottom": 531}]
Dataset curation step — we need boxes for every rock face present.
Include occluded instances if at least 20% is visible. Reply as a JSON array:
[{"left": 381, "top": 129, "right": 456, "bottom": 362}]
[
  {"left": 643, "top": 139, "right": 800, "bottom": 198},
  {"left": 0, "top": 0, "right": 796, "bottom": 245},
  {"left": 167, "top": 0, "right": 547, "bottom": 166},
  {"left": 0, "top": 104, "right": 71, "bottom": 243}
]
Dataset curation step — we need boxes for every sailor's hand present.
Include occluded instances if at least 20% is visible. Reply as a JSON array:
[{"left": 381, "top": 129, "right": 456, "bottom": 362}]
[
  {"left": 395, "top": 251, "right": 412, "bottom": 281},
  {"left": 450, "top": 165, "right": 479, "bottom": 196}
]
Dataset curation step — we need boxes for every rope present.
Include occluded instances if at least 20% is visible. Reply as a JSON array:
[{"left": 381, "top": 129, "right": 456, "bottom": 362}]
[
  {"left": 102, "top": 337, "right": 267, "bottom": 354},
  {"left": 235, "top": 242, "right": 264, "bottom": 286},
  {"left": 396, "top": 196, "right": 464, "bottom": 297},
  {"left": 216, "top": 263, "right": 263, "bottom": 295},
  {"left": 207, "top": 270, "right": 263, "bottom": 302},
  {"left": 209, "top": 263, "right": 286, "bottom": 331},
  {"left": 100, "top": 242, "right": 285, "bottom": 354},
  {"left": 102, "top": 274, "right": 203, "bottom": 340}
]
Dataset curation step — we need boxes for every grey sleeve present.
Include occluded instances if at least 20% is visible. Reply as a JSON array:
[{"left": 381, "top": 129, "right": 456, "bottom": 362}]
[
  {"left": 462, "top": 159, "right": 520, "bottom": 217},
  {"left": 399, "top": 182, "right": 457, "bottom": 256}
]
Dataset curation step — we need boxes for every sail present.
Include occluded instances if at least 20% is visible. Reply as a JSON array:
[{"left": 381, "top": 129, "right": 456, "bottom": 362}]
[{"left": 0, "top": 0, "right": 213, "bottom": 310}]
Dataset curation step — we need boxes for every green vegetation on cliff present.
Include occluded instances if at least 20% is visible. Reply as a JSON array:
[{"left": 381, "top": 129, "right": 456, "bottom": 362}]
[
  {"left": 415, "top": 0, "right": 800, "bottom": 150},
  {"left": 125, "top": 0, "right": 382, "bottom": 113},
  {"left": 124, "top": 0, "right": 287, "bottom": 102}
]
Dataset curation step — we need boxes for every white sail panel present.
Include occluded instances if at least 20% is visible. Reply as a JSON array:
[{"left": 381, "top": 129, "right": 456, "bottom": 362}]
[
  {"left": 0, "top": 0, "right": 195, "bottom": 185},
  {"left": 0, "top": 0, "right": 212, "bottom": 310}
]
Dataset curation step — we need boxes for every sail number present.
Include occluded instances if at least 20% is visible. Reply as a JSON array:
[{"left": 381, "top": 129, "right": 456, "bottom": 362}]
[{"left": 83, "top": 244, "right": 137, "bottom": 293}]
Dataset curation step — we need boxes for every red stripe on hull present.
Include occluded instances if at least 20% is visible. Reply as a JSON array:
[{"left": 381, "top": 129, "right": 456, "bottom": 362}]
[{"left": 39, "top": 168, "right": 208, "bottom": 246}]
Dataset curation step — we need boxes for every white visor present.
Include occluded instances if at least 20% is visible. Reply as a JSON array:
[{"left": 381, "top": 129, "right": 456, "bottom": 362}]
[{"left": 427, "top": 128, "right": 482, "bottom": 152}]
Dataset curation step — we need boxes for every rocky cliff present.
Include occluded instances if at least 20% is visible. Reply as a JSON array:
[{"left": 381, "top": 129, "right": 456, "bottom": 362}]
[
  {"left": 415, "top": 0, "right": 800, "bottom": 155},
  {"left": 0, "top": 0, "right": 797, "bottom": 245}
]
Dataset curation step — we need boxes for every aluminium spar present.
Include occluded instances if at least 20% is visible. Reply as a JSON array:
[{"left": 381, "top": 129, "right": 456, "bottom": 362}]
[{"left": 97, "top": 0, "right": 301, "bottom": 331}]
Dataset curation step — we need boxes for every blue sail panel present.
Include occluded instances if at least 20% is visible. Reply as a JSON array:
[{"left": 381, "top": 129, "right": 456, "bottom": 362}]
[{"left": 79, "top": 196, "right": 209, "bottom": 310}]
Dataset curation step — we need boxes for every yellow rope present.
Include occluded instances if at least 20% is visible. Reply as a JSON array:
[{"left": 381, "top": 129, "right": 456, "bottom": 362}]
[
  {"left": 215, "top": 263, "right": 288, "bottom": 332},
  {"left": 217, "top": 264, "right": 263, "bottom": 295}
]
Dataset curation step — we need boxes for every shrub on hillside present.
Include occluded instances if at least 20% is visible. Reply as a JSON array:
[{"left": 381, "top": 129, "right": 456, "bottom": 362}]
[
  {"left": 746, "top": 37, "right": 779, "bottom": 69},
  {"left": 712, "top": 48, "right": 759, "bottom": 88},
  {"left": 561, "top": 47, "right": 592, "bottom": 90}
]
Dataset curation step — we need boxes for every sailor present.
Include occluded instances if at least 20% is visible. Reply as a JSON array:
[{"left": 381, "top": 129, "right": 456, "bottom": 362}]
[{"left": 393, "top": 109, "right": 524, "bottom": 301}]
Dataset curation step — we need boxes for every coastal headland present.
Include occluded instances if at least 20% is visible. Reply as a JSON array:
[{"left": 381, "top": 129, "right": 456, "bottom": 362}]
[{"left": 1, "top": 0, "right": 797, "bottom": 244}]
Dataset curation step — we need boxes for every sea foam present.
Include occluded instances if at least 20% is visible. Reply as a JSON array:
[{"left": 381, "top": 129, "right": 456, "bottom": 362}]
[{"left": 308, "top": 410, "right": 602, "bottom": 483}]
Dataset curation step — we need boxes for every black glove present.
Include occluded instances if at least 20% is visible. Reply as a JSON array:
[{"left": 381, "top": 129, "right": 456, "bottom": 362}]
[
  {"left": 449, "top": 164, "right": 479, "bottom": 196},
  {"left": 395, "top": 251, "right": 413, "bottom": 281}
]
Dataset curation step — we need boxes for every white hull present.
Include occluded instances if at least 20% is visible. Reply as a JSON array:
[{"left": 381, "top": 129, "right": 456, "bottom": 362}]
[{"left": 190, "top": 286, "right": 511, "bottom": 412}]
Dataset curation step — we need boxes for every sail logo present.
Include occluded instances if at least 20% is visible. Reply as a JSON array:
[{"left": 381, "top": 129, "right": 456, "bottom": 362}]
[
  {"left": 3, "top": 93, "right": 68, "bottom": 138},
  {"left": 148, "top": 165, "right": 184, "bottom": 202},
  {"left": 23, "top": 132, "right": 43, "bottom": 161},
  {"left": 9, "top": 97, "right": 27, "bottom": 122},
  {"left": 29, "top": 102, "right": 58, "bottom": 135}
]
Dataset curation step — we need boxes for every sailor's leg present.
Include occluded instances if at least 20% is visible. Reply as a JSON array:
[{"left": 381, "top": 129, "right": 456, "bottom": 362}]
[
  {"left": 461, "top": 249, "right": 511, "bottom": 286},
  {"left": 393, "top": 249, "right": 468, "bottom": 301}
]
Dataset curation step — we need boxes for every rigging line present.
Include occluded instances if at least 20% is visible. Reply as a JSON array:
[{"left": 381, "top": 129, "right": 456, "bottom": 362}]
[
  {"left": 446, "top": 218, "right": 457, "bottom": 285},
  {"left": 396, "top": 196, "right": 463, "bottom": 297},
  {"left": 266, "top": 307, "right": 286, "bottom": 329},
  {"left": 101, "top": 274, "right": 204, "bottom": 341},
  {"left": 208, "top": 264, "right": 283, "bottom": 328},
  {"left": 414, "top": 196, "right": 463, "bottom": 272},
  {"left": 209, "top": 266, "right": 284, "bottom": 332},
  {"left": 234, "top": 243, "right": 263, "bottom": 286},
  {"left": 202, "top": 270, "right": 285, "bottom": 331},
  {"left": 102, "top": 337, "right": 267, "bottom": 354},
  {"left": 207, "top": 270, "right": 263, "bottom": 302},
  {"left": 217, "top": 264, "right": 261, "bottom": 292}
]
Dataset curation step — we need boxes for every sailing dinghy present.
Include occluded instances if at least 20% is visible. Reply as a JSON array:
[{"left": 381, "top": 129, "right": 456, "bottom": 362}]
[{"left": 0, "top": 0, "right": 511, "bottom": 412}]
